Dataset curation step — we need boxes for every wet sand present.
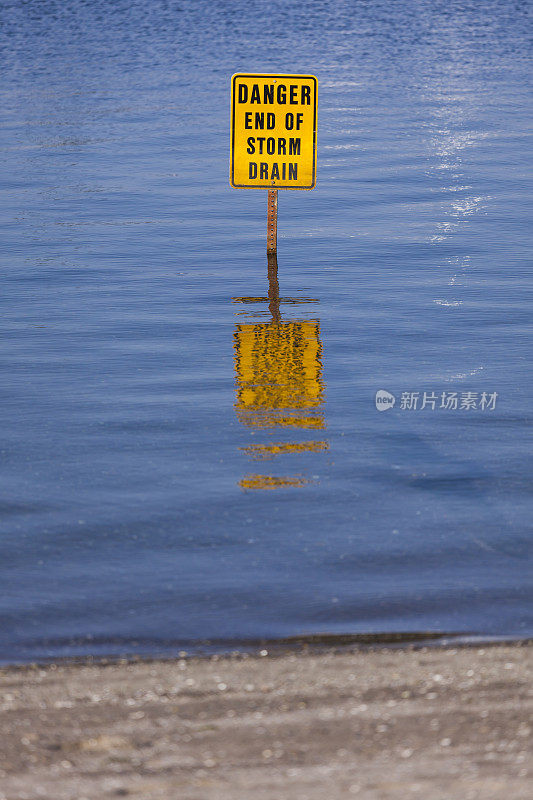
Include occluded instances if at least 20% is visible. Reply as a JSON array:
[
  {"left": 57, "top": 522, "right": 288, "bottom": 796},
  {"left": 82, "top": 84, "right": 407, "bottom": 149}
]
[{"left": 0, "top": 643, "right": 531, "bottom": 800}]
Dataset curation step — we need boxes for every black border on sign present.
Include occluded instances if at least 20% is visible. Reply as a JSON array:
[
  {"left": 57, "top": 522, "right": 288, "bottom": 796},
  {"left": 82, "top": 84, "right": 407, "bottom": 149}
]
[{"left": 230, "top": 73, "right": 317, "bottom": 190}]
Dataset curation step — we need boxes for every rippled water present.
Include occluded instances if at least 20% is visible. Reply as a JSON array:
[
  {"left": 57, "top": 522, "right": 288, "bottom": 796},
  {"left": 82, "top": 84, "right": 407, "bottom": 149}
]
[{"left": 1, "top": 0, "right": 531, "bottom": 662}]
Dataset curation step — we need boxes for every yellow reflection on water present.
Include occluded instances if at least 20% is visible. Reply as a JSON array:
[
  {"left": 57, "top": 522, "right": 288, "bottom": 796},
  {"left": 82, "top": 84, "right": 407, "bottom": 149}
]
[
  {"left": 233, "top": 254, "right": 327, "bottom": 489},
  {"left": 234, "top": 319, "right": 324, "bottom": 428},
  {"left": 240, "top": 441, "right": 329, "bottom": 460},
  {"left": 239, "top": 474, "right": 311, "bottom": 490}
]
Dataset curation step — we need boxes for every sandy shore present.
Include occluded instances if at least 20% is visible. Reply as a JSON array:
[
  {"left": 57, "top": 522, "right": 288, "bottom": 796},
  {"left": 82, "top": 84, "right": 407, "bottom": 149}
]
[{"left": 0, "top": 642, "right": 531, "bottom": 799}]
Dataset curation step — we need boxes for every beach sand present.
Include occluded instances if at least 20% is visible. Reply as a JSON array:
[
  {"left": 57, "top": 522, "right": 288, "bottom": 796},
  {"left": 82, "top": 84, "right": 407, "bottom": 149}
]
[{"left": 0, "top": 642, "right": 531, "bottom": 799}]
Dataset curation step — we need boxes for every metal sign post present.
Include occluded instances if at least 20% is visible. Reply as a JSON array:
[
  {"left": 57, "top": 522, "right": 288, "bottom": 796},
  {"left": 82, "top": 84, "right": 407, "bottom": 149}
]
[{"left": 267, "top": 189, "right": 278, "bottom": 255}]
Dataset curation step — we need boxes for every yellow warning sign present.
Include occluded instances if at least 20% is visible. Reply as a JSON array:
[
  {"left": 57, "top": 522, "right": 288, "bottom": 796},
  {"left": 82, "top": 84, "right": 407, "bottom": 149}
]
[{"left": 230, "top": 73, "right": 317, "bottom": 190}]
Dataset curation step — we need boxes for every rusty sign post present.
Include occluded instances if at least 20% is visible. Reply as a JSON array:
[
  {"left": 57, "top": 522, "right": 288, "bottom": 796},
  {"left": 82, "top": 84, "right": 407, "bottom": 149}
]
[
  {"left": 267, "top": 189, "right": 278, "bottom": 254},
  {"left": 230, "top": 73, "right": 317, "bottom": 256}
]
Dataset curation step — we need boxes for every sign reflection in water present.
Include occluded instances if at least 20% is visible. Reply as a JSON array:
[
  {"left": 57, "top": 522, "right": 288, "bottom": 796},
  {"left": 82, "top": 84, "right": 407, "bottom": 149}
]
[{"left": 233, "top": 256, "right": 327, "bottom": 489}]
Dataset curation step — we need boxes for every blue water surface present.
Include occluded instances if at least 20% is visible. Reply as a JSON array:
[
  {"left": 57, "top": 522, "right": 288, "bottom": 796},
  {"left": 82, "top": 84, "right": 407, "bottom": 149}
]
[{"left": 0, "top": 0, "right": 531, "bottom": 662}]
